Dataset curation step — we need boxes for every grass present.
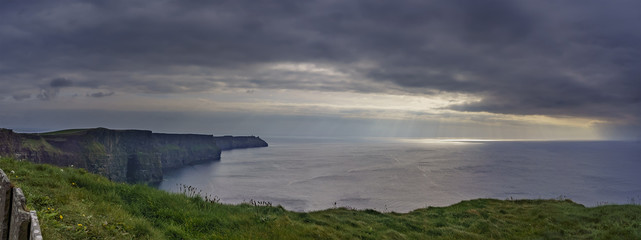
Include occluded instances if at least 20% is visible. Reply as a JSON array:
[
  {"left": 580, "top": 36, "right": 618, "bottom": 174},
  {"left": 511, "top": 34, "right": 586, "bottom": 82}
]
[
  {"left": 2, "top": 157, "right": 640, "bottom": 239},
  {"left": 21, "top": 138, "right": 63, "bottom": 154},
  {"left": 39, "top": 129, "right": 89, "bottom": 136},
  {"left": 84, "top": 141, "right": 107, "bottom": 154}
]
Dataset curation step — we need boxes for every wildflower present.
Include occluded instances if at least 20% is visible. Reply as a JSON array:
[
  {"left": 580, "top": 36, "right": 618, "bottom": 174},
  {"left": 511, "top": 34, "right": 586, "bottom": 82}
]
[
  {"left": 72, "top": 182, "right": 76, "bottom": 186},
  {"left": 59, "top": 215, "right": 63, "bottom": 220},
  {"left": 77, "top": 224, "right": 82, "bottom": 227}
]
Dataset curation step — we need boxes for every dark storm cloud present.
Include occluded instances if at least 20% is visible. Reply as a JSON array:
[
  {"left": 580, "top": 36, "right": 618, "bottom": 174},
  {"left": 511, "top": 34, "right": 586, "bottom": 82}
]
[
  {"left": 49, "top": 78, "right": 73, "bottom": 88},
  {"left": 36, "top": 78, "right": 74, "bottom": 101},
  {"left": 0, "top": 0, "right": 639, "bottom": 123}
]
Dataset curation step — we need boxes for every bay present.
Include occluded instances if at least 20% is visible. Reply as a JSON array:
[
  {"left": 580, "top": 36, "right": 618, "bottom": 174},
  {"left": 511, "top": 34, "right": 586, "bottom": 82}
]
[{"left": 156, "top": 137, "right": 641, "bottom": 212}]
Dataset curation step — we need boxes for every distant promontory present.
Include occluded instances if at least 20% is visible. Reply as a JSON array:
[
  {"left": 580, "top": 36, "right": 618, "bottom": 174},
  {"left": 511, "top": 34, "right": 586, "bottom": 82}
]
[{"left": 0, "top": 128, "right": 267, "bottom": 183}]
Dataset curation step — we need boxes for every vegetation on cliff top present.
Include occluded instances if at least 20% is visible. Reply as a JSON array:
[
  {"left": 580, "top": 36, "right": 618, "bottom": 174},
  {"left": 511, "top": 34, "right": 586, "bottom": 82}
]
[
  {"left": 40, "top": 129, "right": 91, "bottom": 136},
  {"left": 1, "top": 128, "right": 232, "bottom": 183},
  {"left": 2, "top": 157, "right": 640, "bottom": 239}
]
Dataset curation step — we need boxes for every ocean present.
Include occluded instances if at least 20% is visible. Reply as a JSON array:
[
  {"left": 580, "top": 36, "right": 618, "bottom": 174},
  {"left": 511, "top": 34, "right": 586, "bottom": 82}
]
[{"left": 156, "top": 137, "right": 641, "bottom": 212}]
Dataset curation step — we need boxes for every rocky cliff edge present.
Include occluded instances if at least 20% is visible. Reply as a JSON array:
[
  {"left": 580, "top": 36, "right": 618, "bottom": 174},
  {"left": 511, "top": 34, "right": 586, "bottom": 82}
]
[{"left": 0, "top": 128, "right": 267, "bottom": 183}]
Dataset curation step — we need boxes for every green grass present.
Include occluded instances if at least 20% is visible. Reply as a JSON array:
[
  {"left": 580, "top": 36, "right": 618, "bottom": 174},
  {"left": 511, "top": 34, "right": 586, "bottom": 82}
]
[
  {"left": 21, "top": 138, "right": 63, "bottom": 154},
  {"left": 40, "top": 129, "right": 89, "bottom": 136},
  {"left": 2, "top": 157, "right": 640, "bottom": 239},
  {"left": 84, "top": 141, "right": 107, "bottom": 154}
]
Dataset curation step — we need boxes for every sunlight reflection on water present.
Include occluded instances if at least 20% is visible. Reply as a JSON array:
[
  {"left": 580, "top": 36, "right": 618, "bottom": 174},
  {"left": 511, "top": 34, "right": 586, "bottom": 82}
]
[{"left": 157, "top": 138, "right": 641, "bottom": 212}]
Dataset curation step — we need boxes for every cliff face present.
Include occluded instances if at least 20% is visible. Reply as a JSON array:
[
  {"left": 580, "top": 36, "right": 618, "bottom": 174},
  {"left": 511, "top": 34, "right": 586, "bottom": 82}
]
[
  {"left": 0, "top": 128, "right": 267, "bottom": 183},
  {"left": 153, "top": 133, "right": 222, "bottom": 171},
  {"left": 213, "top": 136, "right": 268, "bottom": 150}
]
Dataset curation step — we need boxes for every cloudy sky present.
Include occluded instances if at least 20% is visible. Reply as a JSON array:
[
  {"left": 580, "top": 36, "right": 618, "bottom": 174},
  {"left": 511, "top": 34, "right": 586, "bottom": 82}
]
[{"left": 0, "top": 0, "right": 639, "bottom": 139}]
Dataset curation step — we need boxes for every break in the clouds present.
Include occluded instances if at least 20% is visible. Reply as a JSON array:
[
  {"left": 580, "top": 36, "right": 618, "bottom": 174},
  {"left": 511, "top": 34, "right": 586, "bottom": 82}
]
[{"left": 0, "top": 0, "right": 639, "bottom": 138}]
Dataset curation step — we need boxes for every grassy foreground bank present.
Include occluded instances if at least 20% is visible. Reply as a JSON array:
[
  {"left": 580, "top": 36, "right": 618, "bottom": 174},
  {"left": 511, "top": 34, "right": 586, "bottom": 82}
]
[{"left": 2, "top": 157, "right": 640, "bottom": 239}]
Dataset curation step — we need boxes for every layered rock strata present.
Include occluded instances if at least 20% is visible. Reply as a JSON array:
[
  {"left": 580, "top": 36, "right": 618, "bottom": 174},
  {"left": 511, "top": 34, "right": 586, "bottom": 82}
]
[{"left": 0, "top": 128, "right": 267, "bottom": 183}]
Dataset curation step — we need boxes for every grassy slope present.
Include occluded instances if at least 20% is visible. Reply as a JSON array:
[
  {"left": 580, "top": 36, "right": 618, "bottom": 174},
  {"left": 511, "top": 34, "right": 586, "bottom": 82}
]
[{"left": 2, "top": 157, "right": 640, "bottom": 240}]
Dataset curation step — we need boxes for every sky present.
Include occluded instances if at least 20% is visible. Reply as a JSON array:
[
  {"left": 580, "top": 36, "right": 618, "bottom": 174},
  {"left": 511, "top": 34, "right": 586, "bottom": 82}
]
[{"left": 0, "top": 0, "right": 639, "bottom": 140}]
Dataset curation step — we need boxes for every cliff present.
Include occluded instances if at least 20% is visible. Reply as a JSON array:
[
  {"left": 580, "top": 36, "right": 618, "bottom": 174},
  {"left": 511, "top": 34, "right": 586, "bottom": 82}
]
[
  {"left": 213, "top": 135, "right": 269, "bottom": 150},
  {"left": 0, "top": 128, "right": 267, "bottom": 183}
]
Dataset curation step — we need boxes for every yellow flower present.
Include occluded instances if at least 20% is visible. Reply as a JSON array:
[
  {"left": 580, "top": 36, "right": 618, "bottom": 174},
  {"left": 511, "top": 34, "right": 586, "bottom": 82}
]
[
  {"left": 77, "top": 224, "right": 82, "bottom": 227},
  {"left": 59, "top": 215, "right": 63, "bottom": 220}
]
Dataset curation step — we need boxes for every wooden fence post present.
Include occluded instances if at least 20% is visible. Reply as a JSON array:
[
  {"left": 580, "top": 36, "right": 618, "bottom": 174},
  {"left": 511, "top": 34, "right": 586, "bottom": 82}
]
[
  {"left": 28, "top": 212, "right": 41, "bottom": 240},
  {"left": 9, "top": 188, "right": 30, "bottom": 240},
  {"left": 0, "top": 169, "right": 43, "bottom": 240},
  {"left": 0, "top": 170, "right": 11, "bottom": 240}
]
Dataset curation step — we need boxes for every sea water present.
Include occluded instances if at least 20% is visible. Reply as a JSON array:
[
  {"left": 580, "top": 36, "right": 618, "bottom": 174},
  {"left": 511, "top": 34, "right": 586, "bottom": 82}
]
[{"left": 156, "top": 137, "right": 641, "bottom": 212}]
